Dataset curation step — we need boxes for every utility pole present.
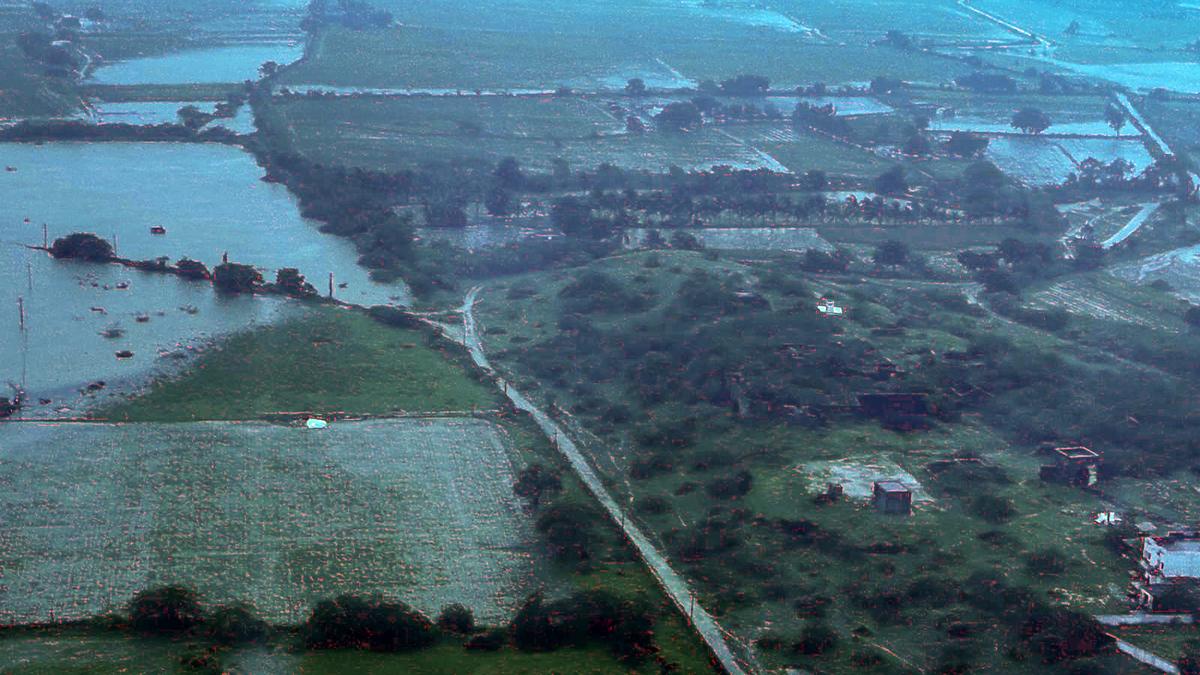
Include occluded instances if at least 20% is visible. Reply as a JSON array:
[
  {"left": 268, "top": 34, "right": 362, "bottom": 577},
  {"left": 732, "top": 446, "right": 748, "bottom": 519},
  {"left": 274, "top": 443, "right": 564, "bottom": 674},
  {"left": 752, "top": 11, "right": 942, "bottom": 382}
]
[
  {"left": 17, "top": 296, "right": 25, "bottom": 331},
  {"left": 328, "top": 272, "right": 334, "bottom": 298}
]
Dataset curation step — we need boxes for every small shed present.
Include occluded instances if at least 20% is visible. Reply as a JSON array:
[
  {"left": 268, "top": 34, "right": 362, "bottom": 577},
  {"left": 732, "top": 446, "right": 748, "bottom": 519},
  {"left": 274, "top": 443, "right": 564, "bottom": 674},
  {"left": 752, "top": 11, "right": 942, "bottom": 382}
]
[
  {"left": 872, "top": 481, "right": 912, "bottom": 515},
  {"left": 1039, "top": 446, "right": 1101, "bottom": 487}
]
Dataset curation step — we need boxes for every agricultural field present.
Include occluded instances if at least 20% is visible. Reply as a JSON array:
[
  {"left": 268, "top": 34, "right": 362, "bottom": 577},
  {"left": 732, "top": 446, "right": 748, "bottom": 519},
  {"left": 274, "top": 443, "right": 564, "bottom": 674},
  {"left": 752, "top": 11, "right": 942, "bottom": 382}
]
[
  {"left": 94, "top": 306, "right": 498, "bottom": 422},
  {"left": 267, "top": 94, "right": 789, "bottom": 173},
  {"left": 281, "top": 0, "right": 976, "bottom": 91},
  {"left": 0, "top": 418, "right": 546, "bottom": 625}
]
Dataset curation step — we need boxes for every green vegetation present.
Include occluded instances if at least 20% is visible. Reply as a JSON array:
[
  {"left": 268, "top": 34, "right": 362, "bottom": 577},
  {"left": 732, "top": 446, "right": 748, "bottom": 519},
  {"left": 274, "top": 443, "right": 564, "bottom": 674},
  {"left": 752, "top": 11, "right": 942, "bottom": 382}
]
[{"left": 96, "top": 306, "right": 497, "bottom": 421}]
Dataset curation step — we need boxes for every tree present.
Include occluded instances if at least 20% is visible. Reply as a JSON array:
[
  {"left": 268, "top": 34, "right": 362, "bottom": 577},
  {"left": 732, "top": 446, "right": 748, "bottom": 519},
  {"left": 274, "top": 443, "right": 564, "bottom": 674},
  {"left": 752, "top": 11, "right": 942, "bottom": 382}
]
[
  {"left": 485, "top": 186, "right": 514, "bottom": 217},
  {"left": 1186, "top": 306, "right": 1200, "bottom": 329},
  {"left": 881, "top": 30, "right": 913, "bottom": 50},
  {"left": 1104, "top": 103, "right": 1126, "bottom": 135},
  {"left": 551, "top": 196, "right": 594, "bottom": 236},
  {"left": 801, "top": 169, "right": 827, "bottom": 191},
  {"left": 624, "top": 78, "right": 646, "bottom": 96},
  {"left": 494, "top": 157, "right": 524, "bottom": 190},
  {"left": 129, "top": 585, "right": 204, "bottom": 633},
  {"left": 655, "top": 101, "right": 703, "bottom": 130},
  {"left": 944, "top": 131, "right": 989, "bottom": 157},
  {"left": 720, "top": 74, "right": 770, "bottom": 95},
  {"left": 1179, "top": 638, "right": 1200, "bottom": 675},
  {"left": 1011, "top": 108, "right": 1052, "bottom": 134},
  {"left": 873, "top": 240, "right": 910, "bottom": 268},
  {"left": 873, "top": 165, "right": 908, "bottom": 195},
  {"left": 423, "top": 200, "right": 468, "bottom": 228},
  {"left": 303, "top": 595, "right": 436, "bottom": 651},
  {"left": 870, "top": 76, "right": 904, "bottom": 95},
  {"left": 206, "top": 604, "right": 268, "bottom": 644},
  {"left": 258, "top": 60, "right": 279, "bottom": 78},
  {"left": 176, "top": 104, "right": 211, "bottom": 130},
  {"left": 437, "top": 604, "right": 476, "bottom": 634},
  {"left": 213, "top": 262, "right": 263, "bottom": 294},
  {"left": 513, "top": 463, "right": 562, "bottom": 508},
  {"left": 902, "top": 133, "right": 931, "bottom": 156},
  {"left": 49, "top": 232, "right": 114, "bottom": 261}
]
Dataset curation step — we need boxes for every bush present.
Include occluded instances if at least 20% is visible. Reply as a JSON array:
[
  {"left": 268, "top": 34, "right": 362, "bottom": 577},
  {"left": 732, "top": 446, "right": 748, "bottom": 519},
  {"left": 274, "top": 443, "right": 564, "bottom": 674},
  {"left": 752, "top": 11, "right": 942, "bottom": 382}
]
[
  {"left": 367, "top": 305, "right": 424, "bottom": 329},
  {"left": 303, "top": 595, "right": 436, "bottom": 652},
  {"left": 793, "top": 622, "right": 838, "bottom": 655},
  {"left": 971, "top": 494, "right": 1017, "bottom": 524},
  {"left": 437, "top": 603, "right": 476, "bottom": 634},
  {"left": 705, "top": 470, "right": 754, "bottom": 499},
  {"left": 206, "top": 604, "right": 267, "bottom": 644},
  {"left": 1026, "top": 548, "right": 1067, "bottom": 576},
  {"left": 465, "top": 628, "right": 507, "bottom": 651},
  {"left": 129, "top": 585, "right": 204, "bottom": 633}
]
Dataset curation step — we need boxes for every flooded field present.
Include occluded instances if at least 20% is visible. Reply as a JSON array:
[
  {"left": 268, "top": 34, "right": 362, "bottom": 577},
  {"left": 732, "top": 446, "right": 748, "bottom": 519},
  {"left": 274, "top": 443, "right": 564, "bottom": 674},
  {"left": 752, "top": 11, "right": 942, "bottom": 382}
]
[
  {"left": 0, "top": 143, "right": 406, "bottom": 306},
  {"left": 984, "top": 136, "right": 1153, "bottom": 186},
  {"left": 625, "top": 227, "right": 833, "bottom": 251},
  {"left": 89, "top": 43, "right": 305, "bottom": 86},
  {"left": 1115, "top": 246, "right": 1200, "bottom": 304},
  {"left": 0, "top": 418, "right": 545, "bottom": 625},
  {"left": 91, "top": 100, "right": 257, "bottom": 134},
  {"left": 0, "top": 142, "right": 408, "bottom": 406}
]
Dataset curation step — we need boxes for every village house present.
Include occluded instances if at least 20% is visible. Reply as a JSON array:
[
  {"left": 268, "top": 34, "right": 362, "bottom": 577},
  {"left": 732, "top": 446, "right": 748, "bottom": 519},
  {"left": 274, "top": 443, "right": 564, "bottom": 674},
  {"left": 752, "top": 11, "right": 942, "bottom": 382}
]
[{"left": 1135, "top": 531, "right": 1200, "bottom": 611}]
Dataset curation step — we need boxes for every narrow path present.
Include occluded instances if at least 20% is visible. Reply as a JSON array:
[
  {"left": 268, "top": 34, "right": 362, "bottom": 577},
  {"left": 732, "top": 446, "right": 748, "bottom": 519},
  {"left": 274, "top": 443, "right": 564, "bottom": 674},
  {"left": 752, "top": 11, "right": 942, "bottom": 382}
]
[
  {"left": 1097, "top": 613, "right": 1194, "bottom": 626},
  {"left": 1102, "top": 202, "right": 1160, "bottom": 249},
  {"left": 458, "top": 286, "right": 753, "bottom": 675},
  {"left": 1113, "top": 91, "right": 1200, "bottom": 194},
  {"left": 956, "top": 0, "right": 1047, "bottom": 47},
  {"left": 1114, "top": 637, "right": 1179, "bottom": 674}
]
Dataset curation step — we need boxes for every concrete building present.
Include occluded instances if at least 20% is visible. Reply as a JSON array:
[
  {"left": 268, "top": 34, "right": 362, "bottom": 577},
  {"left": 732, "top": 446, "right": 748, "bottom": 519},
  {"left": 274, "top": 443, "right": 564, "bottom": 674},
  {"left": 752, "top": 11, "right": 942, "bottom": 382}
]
[{"left": 872, "top": 481, "right": 912, "bottom": 515}]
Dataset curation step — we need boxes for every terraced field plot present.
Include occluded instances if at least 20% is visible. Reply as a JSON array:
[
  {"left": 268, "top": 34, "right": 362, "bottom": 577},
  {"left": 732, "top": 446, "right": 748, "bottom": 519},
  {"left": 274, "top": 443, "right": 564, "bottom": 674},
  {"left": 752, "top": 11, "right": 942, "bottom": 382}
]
[{"left": 0, "top": 419, "right": 544, "bottom": 625}]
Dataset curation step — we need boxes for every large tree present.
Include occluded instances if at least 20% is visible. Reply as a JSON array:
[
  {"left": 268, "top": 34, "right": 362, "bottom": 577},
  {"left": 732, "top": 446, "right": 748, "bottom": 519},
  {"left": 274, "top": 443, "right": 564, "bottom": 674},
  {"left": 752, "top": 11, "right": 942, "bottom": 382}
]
[{"left": 1011, "top": 108, "right": 1052, "bottom": 134}]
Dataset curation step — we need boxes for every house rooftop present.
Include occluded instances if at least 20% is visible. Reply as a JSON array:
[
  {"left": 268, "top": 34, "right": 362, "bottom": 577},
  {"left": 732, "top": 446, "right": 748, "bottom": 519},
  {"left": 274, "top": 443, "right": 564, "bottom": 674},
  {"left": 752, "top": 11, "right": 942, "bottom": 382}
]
[
  {"left": 1054, "top": 446, "right": 1100, "bottom": 460},
  {"left": 874, "top": 481, "right": 909, "bottom": 493}
]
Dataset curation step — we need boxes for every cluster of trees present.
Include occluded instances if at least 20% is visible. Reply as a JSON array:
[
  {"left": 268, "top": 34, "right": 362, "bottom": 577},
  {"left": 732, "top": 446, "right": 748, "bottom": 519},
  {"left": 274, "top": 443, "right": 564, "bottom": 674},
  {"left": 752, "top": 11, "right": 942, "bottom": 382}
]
[
  {"left": 0, "top": 119, "right": 240, "bottom": 143},
  {"left": 303, "top": 0, "right": 393, "bottom": 31},
  {"left": 15, "top": 31, "right": 82, "bottom": 75},
  {"left": 116, "top": 584, "right": 663, "bottom": 664}
]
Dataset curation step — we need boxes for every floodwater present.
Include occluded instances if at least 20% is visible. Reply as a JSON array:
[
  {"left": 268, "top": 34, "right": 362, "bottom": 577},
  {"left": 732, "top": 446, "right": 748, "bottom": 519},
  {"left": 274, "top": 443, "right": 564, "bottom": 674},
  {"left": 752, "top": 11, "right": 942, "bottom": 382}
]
[
  {"left": 0, "top": 142, "right": 409, "bottom": 406},
  {"left": 92, "top": 101, "right": 257, "bottom": 134},
  {"left": 929, "top": 118, "right": 1135, "bottom": 137},
  {"left": 89, "top": 42, "right": 305, "bottom": 86}
]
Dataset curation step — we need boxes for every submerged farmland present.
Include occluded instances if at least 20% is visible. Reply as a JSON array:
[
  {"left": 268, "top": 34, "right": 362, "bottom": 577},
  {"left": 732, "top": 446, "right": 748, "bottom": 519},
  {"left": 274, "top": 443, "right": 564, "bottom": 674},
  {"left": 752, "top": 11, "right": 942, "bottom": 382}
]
[{"left": 0, "top": 418, "right": 545, "bottom": 625}]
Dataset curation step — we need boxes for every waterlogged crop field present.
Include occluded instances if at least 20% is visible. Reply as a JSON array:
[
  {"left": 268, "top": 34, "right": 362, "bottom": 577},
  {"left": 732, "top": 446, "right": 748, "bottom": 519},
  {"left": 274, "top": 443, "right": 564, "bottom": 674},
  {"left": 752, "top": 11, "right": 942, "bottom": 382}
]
[
  {"left": 284, "top": 0, "right": 972, "bottom": 90},
  {"left": 0, "top": 419, "right": 547, "bottom": 625},
  {"left": 984, "top": 136, "right": 1153, "bottom": 186},
  {"left": 271, "top": 96, "right": 777, "bottom": 172}
]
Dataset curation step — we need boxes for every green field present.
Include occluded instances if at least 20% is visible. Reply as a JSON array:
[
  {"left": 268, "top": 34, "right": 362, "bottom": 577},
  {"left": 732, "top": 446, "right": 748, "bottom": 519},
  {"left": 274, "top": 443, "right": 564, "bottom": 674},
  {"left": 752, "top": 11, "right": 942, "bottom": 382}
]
[{"left": 96, "top": 307, "right": 497, "bottom": 421}]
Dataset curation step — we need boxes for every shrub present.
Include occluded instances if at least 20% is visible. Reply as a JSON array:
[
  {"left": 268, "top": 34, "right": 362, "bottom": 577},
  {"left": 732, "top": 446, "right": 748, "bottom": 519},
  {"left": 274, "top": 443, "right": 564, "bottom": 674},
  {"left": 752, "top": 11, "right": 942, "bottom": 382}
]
[
  {"left": 206, "top": 603, "right": 267, "bottom": 644},
  {"left": 793, "top": 622, "right": 838, "bottom": 655},
  {"left": 303, "top": 594, "right": 436, "bottom": 652},
  {"left": 971, "top": 494, "right": 1017, "bottom": 524},
  {"left": 465, "top": 628, "right": 507, "bottom": 651},
  {"left": 1025, "top": 548, "right": 1067, "bottom": 576},
  {"left": 128, "top": 585, "right": 204, "bottom": 633},
  {"left": 437, "top": 603, "right": 476, "bottom": 634},
  {"left": 706, "top": 470, "right": 754, "bottom": 499}
]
